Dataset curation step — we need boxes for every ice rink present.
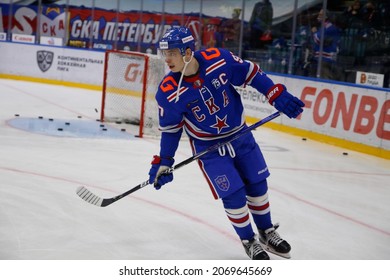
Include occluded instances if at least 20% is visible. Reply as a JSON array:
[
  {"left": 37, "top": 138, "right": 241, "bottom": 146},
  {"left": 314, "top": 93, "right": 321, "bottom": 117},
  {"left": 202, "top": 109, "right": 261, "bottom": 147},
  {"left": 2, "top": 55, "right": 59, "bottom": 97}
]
[{"left": 0, "top": 78, "right": 389, "bottom": 261}]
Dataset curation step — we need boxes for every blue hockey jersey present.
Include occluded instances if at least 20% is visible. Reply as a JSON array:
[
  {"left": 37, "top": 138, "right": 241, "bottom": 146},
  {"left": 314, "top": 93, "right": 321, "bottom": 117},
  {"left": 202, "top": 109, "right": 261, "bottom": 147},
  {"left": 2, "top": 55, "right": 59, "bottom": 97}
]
[{"left": 155, "top": 48, "right": 274, "bottom": 158}]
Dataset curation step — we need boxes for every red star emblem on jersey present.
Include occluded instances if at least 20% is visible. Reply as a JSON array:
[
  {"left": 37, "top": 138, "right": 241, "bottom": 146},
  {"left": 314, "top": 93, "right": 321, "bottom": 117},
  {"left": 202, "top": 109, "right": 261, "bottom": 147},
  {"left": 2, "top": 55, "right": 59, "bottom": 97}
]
[{"left": 211, "top": 115, "right": 229, "bottom": 133}]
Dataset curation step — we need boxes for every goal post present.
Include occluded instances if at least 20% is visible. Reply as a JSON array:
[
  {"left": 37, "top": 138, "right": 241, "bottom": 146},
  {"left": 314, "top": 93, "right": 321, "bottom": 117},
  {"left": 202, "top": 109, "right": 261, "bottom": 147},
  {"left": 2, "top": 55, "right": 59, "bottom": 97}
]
[{"left": 101, "top": 50, "right": 166, "bottom": 137}]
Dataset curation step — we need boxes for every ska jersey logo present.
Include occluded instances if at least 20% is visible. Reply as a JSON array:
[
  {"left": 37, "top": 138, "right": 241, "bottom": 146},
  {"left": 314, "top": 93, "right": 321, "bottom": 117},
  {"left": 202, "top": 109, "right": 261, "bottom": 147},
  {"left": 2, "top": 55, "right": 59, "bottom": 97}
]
[
  {"left": 214, "top": 175, "right": 230, "bottom": 192},
  {"left": 37, "top": 51, "right": 54, "bottom": 72}
]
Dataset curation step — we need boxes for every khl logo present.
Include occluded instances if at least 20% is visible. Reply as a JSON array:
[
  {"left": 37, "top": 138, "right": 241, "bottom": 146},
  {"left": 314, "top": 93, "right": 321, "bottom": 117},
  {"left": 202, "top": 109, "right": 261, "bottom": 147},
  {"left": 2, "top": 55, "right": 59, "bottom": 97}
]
[{"left": 37, "top": 51, "right": 54, "bottom": 72}]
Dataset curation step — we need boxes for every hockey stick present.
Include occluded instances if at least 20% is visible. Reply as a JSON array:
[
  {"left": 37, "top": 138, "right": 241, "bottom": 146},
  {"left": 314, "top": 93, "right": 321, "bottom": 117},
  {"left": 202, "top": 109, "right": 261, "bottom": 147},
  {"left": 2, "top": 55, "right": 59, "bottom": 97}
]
[{"left": 76, "top": 111, "right": 281, "bottom": 207}]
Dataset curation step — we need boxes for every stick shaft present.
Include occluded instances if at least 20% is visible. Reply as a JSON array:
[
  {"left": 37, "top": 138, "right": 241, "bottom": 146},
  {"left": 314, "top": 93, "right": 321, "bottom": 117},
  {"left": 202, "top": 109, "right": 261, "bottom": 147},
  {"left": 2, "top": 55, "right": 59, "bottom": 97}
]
[{"left": 77, "top": 111, "right": 281, "bottom": 207}]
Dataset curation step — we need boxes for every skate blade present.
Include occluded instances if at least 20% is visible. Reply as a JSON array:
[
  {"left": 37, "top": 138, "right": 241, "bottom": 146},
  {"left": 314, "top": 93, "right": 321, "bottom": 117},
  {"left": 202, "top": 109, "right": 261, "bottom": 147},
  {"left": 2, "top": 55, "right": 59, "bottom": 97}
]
[{"left": 262, "top": 244, "right": 291, "bottom": 259}]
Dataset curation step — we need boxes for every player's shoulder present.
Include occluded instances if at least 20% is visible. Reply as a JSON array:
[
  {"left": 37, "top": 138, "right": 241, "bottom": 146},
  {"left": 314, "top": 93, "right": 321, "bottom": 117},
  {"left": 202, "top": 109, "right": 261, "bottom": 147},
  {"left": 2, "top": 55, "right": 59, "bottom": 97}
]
[
  {"left": 194, "top": 47, "right": 235, "bottom": 63},
  {"left": 156, "top": 72, "right": 180, "bottom": 103}
]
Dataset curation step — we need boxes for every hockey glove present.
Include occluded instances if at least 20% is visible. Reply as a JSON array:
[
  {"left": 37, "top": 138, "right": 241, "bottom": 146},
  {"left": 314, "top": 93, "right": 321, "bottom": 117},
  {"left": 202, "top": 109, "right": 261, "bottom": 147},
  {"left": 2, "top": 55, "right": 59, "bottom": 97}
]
[
  {"left": 148, "top": 155, "right": 174, "bottom": 190},
  {"left": 266, "top": 84, "right": 305, "bottom": 119}
]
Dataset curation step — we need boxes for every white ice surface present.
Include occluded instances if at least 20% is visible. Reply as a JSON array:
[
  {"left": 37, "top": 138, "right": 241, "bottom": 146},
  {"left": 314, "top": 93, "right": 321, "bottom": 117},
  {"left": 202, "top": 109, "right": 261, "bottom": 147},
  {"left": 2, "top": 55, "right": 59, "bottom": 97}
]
[{"left": 0, "top": 78, "right": 389, "bottom": 260}]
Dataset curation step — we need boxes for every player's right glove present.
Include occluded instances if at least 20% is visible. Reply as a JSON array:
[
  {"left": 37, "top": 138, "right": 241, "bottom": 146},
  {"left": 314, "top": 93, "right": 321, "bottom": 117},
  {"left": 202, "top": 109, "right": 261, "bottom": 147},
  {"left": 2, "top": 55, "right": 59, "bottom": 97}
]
[
  {"left": 148, "top": 155, "right": 174, "bottom": 190},
  {"left": 266, "top": 84, "right": 305, "bottom": 118}
]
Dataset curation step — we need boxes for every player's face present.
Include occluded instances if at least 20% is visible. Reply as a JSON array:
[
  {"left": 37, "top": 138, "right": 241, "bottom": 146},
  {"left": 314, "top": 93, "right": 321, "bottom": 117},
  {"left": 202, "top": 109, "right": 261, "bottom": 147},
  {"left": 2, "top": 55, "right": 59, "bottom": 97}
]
[
  {"left": 317, "top": 9, "right": 325, "bottom": 22},
  {"left": 161, "top": 49, "right": 184, "bottom": 72}
]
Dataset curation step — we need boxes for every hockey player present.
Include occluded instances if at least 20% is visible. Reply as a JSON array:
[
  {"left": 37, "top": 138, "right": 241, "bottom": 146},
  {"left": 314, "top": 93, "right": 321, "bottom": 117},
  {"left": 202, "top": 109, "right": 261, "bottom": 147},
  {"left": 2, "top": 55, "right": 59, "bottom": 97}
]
[{"left": 148, "top": 26, "right": 304, "bottom": 260}]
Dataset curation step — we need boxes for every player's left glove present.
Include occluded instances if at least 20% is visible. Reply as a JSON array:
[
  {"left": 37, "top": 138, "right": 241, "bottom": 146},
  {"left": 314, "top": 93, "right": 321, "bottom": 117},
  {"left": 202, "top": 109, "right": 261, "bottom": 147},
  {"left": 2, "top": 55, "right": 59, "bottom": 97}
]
[
  {"left": 148, "top": 155, "right": 174, "bottom": 190},
  {"left": 266, "top": 84, "right": 305, "bottom": 118}
]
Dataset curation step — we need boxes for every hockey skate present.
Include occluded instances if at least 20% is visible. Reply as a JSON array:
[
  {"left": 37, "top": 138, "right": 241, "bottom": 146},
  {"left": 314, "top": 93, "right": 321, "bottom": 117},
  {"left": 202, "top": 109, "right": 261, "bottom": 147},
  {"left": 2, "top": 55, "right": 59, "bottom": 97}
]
[
  {"left": 241, "top": 235, "right": 270, "bottom": 260},
  {"left": 258, "top": 224, "right": 291, "bottom": 259}
]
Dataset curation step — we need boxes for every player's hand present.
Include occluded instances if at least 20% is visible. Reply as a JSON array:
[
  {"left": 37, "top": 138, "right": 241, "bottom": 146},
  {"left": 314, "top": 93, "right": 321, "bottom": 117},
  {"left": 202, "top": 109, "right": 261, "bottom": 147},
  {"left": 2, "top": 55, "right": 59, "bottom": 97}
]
[
  {"left": 266, "top": 84, "right": 305, "bottom": 118},
  {"left": 148, "top": 155, "right": 174, "bottom": 190}
]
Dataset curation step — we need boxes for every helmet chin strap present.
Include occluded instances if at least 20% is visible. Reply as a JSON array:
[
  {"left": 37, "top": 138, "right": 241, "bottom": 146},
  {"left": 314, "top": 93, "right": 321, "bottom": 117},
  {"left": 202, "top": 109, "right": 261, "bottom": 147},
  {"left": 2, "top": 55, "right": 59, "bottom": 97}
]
[{"left": 175, "top": 51, "right": 194, "bottom": 103}]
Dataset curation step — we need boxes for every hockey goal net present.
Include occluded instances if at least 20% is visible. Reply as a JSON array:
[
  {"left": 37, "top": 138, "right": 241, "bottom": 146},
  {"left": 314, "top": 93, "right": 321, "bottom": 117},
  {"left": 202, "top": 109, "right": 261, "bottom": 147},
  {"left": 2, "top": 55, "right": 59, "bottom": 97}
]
[{"left": 101, "top": 50, "right": 166, "bottom": 137}]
